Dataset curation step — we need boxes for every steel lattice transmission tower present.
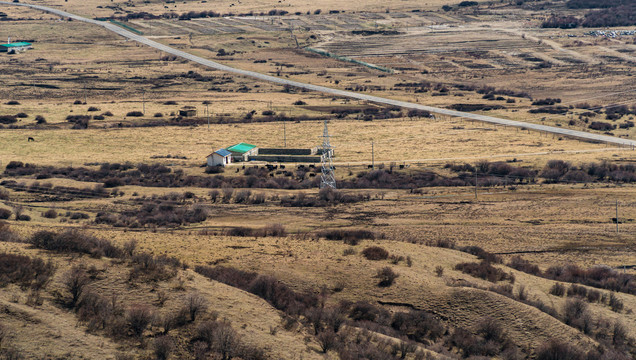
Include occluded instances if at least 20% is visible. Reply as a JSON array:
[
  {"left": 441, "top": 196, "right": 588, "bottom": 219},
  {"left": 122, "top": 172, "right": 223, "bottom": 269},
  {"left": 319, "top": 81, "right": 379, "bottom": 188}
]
[{"left": 320, "top": 119, "right": 336, "bottom": 189}]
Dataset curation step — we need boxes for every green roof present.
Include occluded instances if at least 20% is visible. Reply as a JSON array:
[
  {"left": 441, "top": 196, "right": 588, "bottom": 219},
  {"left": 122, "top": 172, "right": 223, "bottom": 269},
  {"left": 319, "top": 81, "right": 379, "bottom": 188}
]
[
  {"left": 226, "top": 142, "right": 257, "bottom": 153},
  {"left": 1, "top": 42, "right": 32, "bottom": 48}
]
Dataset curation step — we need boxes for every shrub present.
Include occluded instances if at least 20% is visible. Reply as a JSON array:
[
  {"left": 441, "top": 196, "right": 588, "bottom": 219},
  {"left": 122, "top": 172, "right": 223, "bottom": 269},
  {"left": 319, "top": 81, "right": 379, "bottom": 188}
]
[
  {"left": 185, "top": 293, "right": 208, "bottom": 322},
  {"left": 349, "top": 301, "right": 382, "bottom": 322},
  {"left": 222, "top": 188, "right": 234, "bottom": 203},
  {"left": 42, "top": 209, "right": 57, "bottom": 219},
  {"left": 563, "top": 298, "right": 590, "bottom": 330},
  {"left": 293, "top": 100, "right": 307, "bottom": 105},
  {"left": 435, "top": 265, "right": 444, "bottom": 277},
  {"left": 35, "top": 115, "right": 46, "bottom": 124},
  {"left": 6, "top": 100, "right": 20, "bottom": 105},
  {"left": 460, "top": 245, "right": 501, "bottom": 263},
  {"left": 609, "top": 293, "right": 623, "bottom": 312},
  {"left": 69, "top": 212, "right": 89, "bottom": 220},
  {"left": 153, "top": 335, "right": 174, "bottom": 360},
  {"left": 0, "top": 208, "right": 11, "bottom": 220},
  {"left": 154, "top": 112, "right": 163, "bottom": 118},
  {"left": 64, "top": 266, "right": 90, "bottom": 308},
  {"left": 126, "top": 111, "right": 144, "bottom": 117},
  {"left": 319, "top": 229, "right": 377, "bottom": 245},
  {"left": 87, "top": 107, "right": 100, "bottom": 112},
  {"left": 586, "top": 289, "right": 601, "bottom": 303},
  {"left": 362, "top": 246, "right": 389, "bottom": 260},
  {"left": 0, "top": 115, "right": 17, "bottom": 124},
  {"left": 375, "top": 267, "right": 399, "bottom": 287},
  {"left": 0, "top": 253, "right": 55, "bottom": 289},
  {"left": 233, "top": 189, "right": 251, "bottom": 204},
  {"left": 16, "top": 112, "right": 28, "bottom": 118},
  {"left": 30, "top": 230, "right": 121, "bottom": 258},
  {"left": 343, "top": 247, "right": 356, "bottom": 256},
  {"left": 127, "top": 305, "right": 154, "bottom": 338},
  {"left": 316, "top": 329, "right": 337, "bottom": 353},
  {"left": 205, "top": 166, "right": 225, "bottom": 174},
  {"left": 507, "top": 256, "right": 540, "bottom": 275},
  {"left": 455, "top": 261, "right": 515, "bottom": 283},
  {"left": 536, "top": 339, "right": 584, "bottom": 360},
  {"left": 567, "top": 284, "right": 588, "bottom": 298},
  {"left": 550, "top": 283, "right": 566, "bottom": 296}
]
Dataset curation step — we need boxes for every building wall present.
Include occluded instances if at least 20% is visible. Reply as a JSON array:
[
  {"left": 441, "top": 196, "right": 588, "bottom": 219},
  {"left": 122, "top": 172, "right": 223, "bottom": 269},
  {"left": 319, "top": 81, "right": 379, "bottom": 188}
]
[
  {"left": 207, "top": 154, "right": 232, "bottom": 166},
  {"left": 247, "top": 155, "right": 321, "bottom": 163},
  {"left": 258, "top": 148, "right": 316, "bottom": 156}
]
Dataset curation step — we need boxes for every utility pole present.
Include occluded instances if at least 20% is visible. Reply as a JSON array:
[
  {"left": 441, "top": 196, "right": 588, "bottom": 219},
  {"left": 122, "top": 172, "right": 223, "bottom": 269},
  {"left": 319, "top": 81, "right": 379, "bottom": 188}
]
[
  {"left": 371, "top": 141, "right": 374, "bottom": 170},
  {"left": 206, "top": 103, "right": 210, "bottom": 130},
  {"left": 616, "top": 200, "right": 619, "bottom": 234},
  {"left": 142, "top": 90, "right": 146, "bottom": 114}
]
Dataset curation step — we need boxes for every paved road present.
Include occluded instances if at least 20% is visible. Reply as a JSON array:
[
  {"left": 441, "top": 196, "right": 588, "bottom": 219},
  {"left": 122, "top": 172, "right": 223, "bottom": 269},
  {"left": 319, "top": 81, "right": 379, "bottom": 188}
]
[{"left": 3, "top": 1, "right": 636, "bottom": 148}]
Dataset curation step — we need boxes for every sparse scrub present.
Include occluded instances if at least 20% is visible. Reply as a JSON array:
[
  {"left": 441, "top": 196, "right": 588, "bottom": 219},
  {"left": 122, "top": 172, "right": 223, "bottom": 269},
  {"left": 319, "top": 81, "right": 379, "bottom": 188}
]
[
  {"left": 318, "top": 229, "right": 379, "bottom": 245},
  {"left": 455, "top": 261, "right": 515, "bottom": 283},
  {"left": 0, "top": 209, "right": 11, "bottom": 220},
  {"left": 0, "top": 253, "right": 55, "bottom": 289},
  {"left": 550, "top": 283, "right": 566, "bottom": 296},
  {"left": 185, "top": 293, "right": 207, "bottom": 322},
  {"left": 64, "top": 266, "right": 90, "bottom": 308},
  {"left": 362, "top": 246, "right": 389, "bottom": 260},
  {"left": 126, "top": 305, "right": 154, "bottom": 338},
  {"left": 153, "top": 335, "right": 174, "bottom": 360},
  {"left": 42, "top": 209, "right": 57, "bottom": 219},
  {"left": 375, "top": 267, "right": 399, "bottom": 287}
]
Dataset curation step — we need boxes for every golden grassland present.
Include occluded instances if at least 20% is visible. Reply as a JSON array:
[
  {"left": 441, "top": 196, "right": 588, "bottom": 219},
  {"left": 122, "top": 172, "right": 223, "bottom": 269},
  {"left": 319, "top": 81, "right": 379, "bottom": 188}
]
[
  {"left": 29, "top": 0, "right": 493, "bottom": 18},
  {"left": 1, "top": 116, "right": 634, "bottom": 168},
  {"left": 2, "top": 6, "right": 635, "bottom": 142},
  {"left": 0, "top": 242, "right": 326, "bottom": 359},
  {"left": 1, "top": 3, "right": 636, "bottom": 358}
]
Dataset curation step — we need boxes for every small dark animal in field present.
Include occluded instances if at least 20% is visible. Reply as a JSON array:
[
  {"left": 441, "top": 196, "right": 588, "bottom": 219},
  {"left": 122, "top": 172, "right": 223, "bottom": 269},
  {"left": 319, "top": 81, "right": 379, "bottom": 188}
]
[{"left": 27, "top": 137, "right": 34, "bottom": 142}]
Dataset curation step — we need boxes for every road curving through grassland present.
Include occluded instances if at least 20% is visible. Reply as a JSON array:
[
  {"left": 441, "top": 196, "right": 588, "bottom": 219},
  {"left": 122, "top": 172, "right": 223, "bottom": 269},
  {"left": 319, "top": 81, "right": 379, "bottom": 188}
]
[{"left": 2, "top": 1, "right": 636, "bottom": 148}]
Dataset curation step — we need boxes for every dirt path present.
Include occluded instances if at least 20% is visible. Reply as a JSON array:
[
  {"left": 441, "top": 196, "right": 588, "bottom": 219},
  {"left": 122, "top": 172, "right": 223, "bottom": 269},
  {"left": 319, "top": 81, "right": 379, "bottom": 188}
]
[{"left": 2, "top": 1, "right": 636, "bottom": 147}]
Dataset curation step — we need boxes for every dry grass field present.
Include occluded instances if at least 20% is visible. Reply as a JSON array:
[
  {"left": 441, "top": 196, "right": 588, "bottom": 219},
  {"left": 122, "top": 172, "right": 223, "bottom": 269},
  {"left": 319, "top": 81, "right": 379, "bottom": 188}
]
[{"left": 1, "top": 0, "right": 636, "bottom": 359}]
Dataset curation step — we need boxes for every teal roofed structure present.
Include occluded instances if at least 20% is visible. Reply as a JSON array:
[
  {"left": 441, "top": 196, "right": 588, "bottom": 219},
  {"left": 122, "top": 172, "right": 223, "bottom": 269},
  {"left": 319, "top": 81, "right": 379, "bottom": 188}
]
[
  {"left": 0, "top": 42, "right": 32, "bottom": 53},
  {"left": 226, "top": 143, "right": 257, "bottom": 154},
  {"left": 226, "top": 142, "right": 258, "bottom": 162}
]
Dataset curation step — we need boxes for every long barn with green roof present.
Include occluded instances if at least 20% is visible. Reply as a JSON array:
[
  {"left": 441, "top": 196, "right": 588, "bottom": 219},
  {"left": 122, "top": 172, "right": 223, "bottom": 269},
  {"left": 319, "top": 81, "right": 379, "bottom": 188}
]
[
  {"left": 0, "top": 42, "right": 32, "bottom": 53},
  {"left": 226, "top": 142, "right": 258, "bottom": 161}
]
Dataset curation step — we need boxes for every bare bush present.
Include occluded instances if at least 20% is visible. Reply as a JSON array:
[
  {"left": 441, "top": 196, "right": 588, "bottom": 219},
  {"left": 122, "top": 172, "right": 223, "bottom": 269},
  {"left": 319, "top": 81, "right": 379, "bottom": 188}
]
[
  {"left": 0, "top": 208, "right": 11, "bottom": 220},
  {"left": 64, "top": 266, "right": 90, "bottom": 308},
  {"left": 362, "top": 246, "right": 389, "bottom": 261},
  {"left": 317, "top": 329, "right": 337, "bottom": 353},
  {"left": 536, "top": 339, "right": 584, "bottom": 360},
  {"left": 0, "top": 253, "right": 54, "bottom": 289},
  {"left": 126, "top": 305, "right": 154, "bottom": 338},
  {"left": 42, "top": 209, "right": 57, "bottom": 219},
  {"left": 153, "top": 335, "right": 174, "bottom": 360},
  {"left": 550, "top": 283, "right": 566, "bottom": 296},
  {"left": 375, "top": 267, "right": 399, "bottom": 287},
  {"left": 435, "top": 266, "right": 444, "bottom": 277},
  {"left": 319, "top": 229, "right": 379, "bottom": 245},
  {"left": 186, "top": 293, "right": 208, "bottom": 322},
  {"left": 455, "top": 261, "right": 515, "bottom": 283}
]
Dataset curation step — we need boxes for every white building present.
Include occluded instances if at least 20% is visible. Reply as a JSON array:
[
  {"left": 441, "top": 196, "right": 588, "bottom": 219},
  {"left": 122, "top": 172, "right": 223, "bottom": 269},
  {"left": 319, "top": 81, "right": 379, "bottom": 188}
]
[{"left": 207, "top": 148, "right": 233, "bottom": 167}]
